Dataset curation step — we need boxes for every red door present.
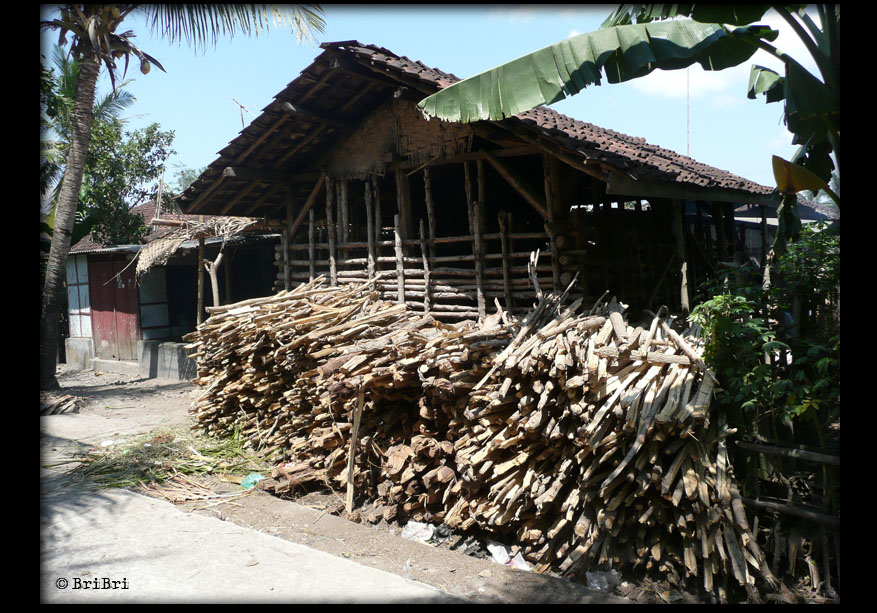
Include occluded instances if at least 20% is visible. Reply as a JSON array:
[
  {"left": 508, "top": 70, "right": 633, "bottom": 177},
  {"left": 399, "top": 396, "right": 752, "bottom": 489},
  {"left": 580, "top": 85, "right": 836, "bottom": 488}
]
[{"left": 89, "top": 258, "right": 139, "bottom": 360}]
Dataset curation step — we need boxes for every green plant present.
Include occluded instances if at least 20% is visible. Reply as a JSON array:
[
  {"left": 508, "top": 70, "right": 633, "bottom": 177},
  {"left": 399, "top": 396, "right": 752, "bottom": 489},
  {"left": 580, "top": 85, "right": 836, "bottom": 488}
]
[
  {"left": 689, "top": 221, "right": 839, "bottom": 438},
  {"left": 689, "top": 273, "right": 782, "bottom": 428}
]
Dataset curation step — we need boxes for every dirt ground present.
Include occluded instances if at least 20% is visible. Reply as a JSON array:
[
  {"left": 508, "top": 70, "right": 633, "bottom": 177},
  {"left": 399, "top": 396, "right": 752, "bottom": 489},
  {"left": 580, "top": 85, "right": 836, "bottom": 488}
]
[{"left": 43, "top": 364, "right": 831, "bottom": 604}]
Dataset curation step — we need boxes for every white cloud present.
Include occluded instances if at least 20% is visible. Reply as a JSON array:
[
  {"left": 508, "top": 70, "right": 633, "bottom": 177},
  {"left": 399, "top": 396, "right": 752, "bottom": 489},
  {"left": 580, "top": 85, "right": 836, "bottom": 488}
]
[
  {"left": 765, "top": 127, "right": 794, "bottom": 149},
  {"left": 627, "top": 10, "right": 821, "bottom": 101}
]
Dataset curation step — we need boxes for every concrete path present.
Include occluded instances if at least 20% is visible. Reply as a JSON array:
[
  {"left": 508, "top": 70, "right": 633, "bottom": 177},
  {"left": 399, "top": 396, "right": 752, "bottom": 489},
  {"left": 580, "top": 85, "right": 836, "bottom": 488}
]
[
  {"left": 40, "top": 378, "right": 455, "bottom": 604},
  {"left": 40, "top": 475, "right": 455, "bottom": 603}
]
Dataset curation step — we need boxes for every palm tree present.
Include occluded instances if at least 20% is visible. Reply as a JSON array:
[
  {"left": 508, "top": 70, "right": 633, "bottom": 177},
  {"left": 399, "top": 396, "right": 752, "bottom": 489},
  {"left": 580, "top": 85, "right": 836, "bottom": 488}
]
[
  {"left": 39, "top": 4, "right": 326, "bottom": 390},
  {"left": 41, "top": 44, "right": 136, "bottom": 236}
]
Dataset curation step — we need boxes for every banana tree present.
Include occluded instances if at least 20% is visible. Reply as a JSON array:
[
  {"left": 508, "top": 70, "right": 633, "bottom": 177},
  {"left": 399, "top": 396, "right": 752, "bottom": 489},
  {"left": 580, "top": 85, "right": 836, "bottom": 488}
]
[
  {"left": 39, "top": 4, "right": 326, "bottom": 390},
  {"left": 418, "top": 4, "right": 839, "bottom": 191}
]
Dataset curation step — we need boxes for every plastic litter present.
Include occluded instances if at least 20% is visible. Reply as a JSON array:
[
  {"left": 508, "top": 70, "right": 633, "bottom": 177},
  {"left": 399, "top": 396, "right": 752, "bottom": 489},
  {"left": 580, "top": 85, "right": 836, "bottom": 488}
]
[
  {"left": 585, "top": 569, "right": 620, "bottom": 592},
  {"left": 509, "top": 552, "right": 531, "bottom": 571},
  {"left": 240, "top": 473, "right": 265, "bottom": 489},
  {"left": 401, "top": 520, "right": 434, "bottom": 544},
  {"left": 486, "top": 540, "right": 510, "bottom": 565},
  {"left": 486, "top": 540, "right": 531, "bottom": 571}
]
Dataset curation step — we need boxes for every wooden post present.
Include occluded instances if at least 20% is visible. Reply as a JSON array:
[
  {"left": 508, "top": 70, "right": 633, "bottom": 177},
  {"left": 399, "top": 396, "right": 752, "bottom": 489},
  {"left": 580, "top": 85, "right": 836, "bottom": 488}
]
[
  {"left": 224, "top": 253, "right": 232, "bottom": 304},
  {"left": 473, "top": 199, "right": 486, "bottom": 319},
  {"left": 394, "top": 213, "right": 405, "bottom": 304},
  {"left": 760, "top": 205, "right": 768, "bottom": 269},
  {"left": 280, "top": 230, "right": 289, "bottom": 291},
  {"left": 477, "top": 160, "right": 486, "bottom": 238},
  {"left": 326, "top": 177, "right": 337, "bottom": 286},
  {"left": 284, "top": 191, "right": 294, "bottom": 291},
  {"left": 308, "top": 207, "right": 316, "bottom": 282},
  {"left": 499, "top": 211, "right": 514, "bottom": 312},
  {"left": 543, "top": 154, "right": 561, "bottom": 291},
  {"left": 712, "top": 202, "right": 726, "bottom": 262},
  {"left": 465, "top": 161, "right": 485, "bottom": 318},
  {"left": 419, "top": 219, "right": 431, "bottom": 314},
  {"left": 366, "top": 181, "right": 376, "bottom": 289},
  {"left": 197, "top": 236, "right": 205, "bottom": 325},
  {"left": 395, "top": 169, "right": 412, "bottom": 241},
  {"left": 372, "top": 176, "right": 382, "bottom": 246},
  {"left": 345, "top": 387, "right": 365, "bottom": 514},
  {"left": 339, "top": 179, "right": 349, "bottom": 258},
  {"left": 423, "top": 167, "right": 436, "bottom": 261},
  {"left": 207, "top": 251, "right": 224, "bottom": 309},
  {"left": 464, "top": 161, "right": 474, "bottom": 233},
  {"left": 673, "top": 199, "right": 690, "bottom": 314}
]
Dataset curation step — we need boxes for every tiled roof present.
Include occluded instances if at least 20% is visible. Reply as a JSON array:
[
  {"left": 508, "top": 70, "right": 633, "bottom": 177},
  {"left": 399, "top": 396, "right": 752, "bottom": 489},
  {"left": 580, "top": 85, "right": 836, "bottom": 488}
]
[
  {"left": 177, "top": 40, "right": 779, "bottom": 217},
  {"left": 325, "top": 41, "right": 775, "bottom": 197}
]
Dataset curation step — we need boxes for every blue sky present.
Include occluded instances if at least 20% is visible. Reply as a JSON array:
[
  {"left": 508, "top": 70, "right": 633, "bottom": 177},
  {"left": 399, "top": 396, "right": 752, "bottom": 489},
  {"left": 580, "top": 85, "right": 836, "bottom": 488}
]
[{"left": 41, "top": 5, "right": 818, "bottom": 191}]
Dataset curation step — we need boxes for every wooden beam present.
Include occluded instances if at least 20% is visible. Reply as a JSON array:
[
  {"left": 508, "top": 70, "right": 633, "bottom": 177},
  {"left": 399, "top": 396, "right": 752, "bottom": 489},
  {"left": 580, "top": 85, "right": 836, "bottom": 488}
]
[
  {"left": 481, "top": 149, "right": 548, "bottom": 219},
  {"left": 279, "top": 100, "right": 355, "bottom": 130},
  {"left": 607, "top": 173, "right": 781, "bottom": 208},
  {"left": 735, "top": 441, "right": 840, "bottom": 466},
  {"left": 222, "top": 166, "right": 294, "bottom": 184},
  {"left": 289, "top": 172, "right": 326, "bottom": 236},
  {"left": 483, "top": 123, "right": 609, "bottom": 183}
]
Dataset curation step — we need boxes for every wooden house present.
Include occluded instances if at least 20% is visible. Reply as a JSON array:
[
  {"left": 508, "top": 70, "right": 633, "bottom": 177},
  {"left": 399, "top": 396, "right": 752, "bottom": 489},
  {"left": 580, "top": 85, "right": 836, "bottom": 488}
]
[
  {"left": 65, "top": 200, "right": 279, "bottom": 375},
  {"left": 176, "top": 41, "right": 783, "bottom": 321}
]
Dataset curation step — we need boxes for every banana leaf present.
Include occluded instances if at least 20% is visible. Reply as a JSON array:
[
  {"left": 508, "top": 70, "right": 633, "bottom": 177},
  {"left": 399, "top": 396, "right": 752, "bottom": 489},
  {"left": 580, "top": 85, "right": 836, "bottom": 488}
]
[{"left": 418, "top": 20, "right": 778, "bottom": 123}]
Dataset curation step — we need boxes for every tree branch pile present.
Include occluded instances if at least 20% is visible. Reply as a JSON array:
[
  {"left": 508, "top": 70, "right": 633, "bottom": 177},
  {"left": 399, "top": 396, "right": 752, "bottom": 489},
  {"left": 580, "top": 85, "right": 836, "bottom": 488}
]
[{"left": 184, "top": 273, "right": 779, "bottom": 600}]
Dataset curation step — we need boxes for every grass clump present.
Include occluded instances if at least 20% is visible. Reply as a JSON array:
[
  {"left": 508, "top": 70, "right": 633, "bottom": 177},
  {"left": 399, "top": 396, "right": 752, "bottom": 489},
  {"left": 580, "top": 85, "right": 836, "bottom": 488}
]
[{"left": 66, "top": 426, "right": 272, "bottom": 489}]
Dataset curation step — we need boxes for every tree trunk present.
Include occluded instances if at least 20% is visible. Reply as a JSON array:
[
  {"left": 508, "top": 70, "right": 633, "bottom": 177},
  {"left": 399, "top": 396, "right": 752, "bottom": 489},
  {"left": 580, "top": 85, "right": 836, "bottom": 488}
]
[{"left": 40, "top": 48, "right": 101, "bottom": 390}]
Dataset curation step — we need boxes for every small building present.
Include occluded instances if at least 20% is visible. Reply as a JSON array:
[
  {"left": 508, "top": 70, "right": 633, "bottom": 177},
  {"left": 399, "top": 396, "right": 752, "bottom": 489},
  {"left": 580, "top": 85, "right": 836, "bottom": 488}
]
[
  {"left": 65, "top": 200, "right": 279, "bottom": 378},
  {"left": 176, "top": 41, "right": 788, "bottom": 322}
]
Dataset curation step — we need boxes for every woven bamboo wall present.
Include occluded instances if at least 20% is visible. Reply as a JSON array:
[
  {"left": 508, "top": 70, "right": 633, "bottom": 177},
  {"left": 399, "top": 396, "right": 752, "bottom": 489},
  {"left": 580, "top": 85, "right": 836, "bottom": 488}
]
[{"left": 326, "top": 100, "right": 473, "bottom": 181}]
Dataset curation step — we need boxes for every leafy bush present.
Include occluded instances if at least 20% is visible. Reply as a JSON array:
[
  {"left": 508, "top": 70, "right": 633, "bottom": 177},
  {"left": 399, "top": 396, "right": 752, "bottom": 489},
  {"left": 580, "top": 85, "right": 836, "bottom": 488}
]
[{"left": 688, "top": 222, "right": 839, "bottom": 436}]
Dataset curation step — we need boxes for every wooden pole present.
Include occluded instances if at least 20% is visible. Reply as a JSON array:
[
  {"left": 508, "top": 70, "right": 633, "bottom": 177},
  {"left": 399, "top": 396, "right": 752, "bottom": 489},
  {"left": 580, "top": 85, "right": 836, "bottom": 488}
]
[
  {"left": 308, "top": 207, "right": 316, "bottom": 282},
  {"left": 280, "top": 230, "right": 289, "bottom": 291},
  {"left": 207, "top": 251, "right": 224, "bottom": 309},
  {"left": 712, "top": 203, "right": 726, "bottom": 262},
  {"left": 284, "top": 191, "right": 294, "bottom": 291},
  {"left": 419, "top": 219, "right": 431, "bottom": 314},
  {"left": 472, "top": 199, "right": 486, "bottom": 319},
  {"left": 372, "top": 176, "right": 382, "bottom": 247},
  {"left": 224, "top": 252, "right": 232, "bottom": 304},
  {"left": 673, "top": 199, "right": 690, "bottom": 313},
  {"left": 543, "top": 154, "right": 561, "bottom": 291},
  {"left": 345, "top": 387, "right": 365, "bottom": 514},
  {"left": 423, "top": 167, "right": 436, "bottom": 261},
  {"left": 394, "top": 213, "right": 405, "bottom": 304},
  {"left": 339, "top": 179, "right": 349, "bottom": 258},
  {"left": 477, "top": 160, "right": 486, "bottom": 238},
  {"left": 197, "top": 236, "right": 205, "bottom": 326},
  {"left": 499, "top": 211, "right": 514, "bottom": 312},
  {"left": 366, "top": 181, "right": 376, "bottom": 290},
  {"left": 326, "top": 177, "right": 337, "bottom": 286},
  {"left": 760, "top": 205, "right": 768, "bottom": 270},
  {"left": 395, "top": 169, "right": 412, "bottom": 241}
]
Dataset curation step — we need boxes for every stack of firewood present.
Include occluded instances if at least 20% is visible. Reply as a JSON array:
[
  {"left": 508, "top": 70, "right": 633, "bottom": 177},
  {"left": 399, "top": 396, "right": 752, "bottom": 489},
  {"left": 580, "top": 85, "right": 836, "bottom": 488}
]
[{"left": 184, "top": 274, "right": 778, "bottom": 601}]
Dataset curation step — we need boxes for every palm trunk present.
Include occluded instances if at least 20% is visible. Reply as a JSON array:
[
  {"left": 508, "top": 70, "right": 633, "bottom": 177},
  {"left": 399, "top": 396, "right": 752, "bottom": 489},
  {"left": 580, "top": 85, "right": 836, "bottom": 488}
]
[{"left": 39, "top": 49, "right": 100, "bottom": 390}]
